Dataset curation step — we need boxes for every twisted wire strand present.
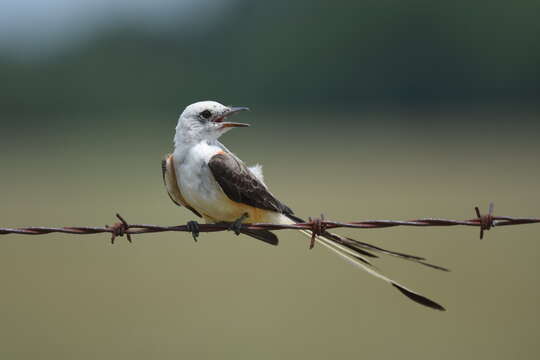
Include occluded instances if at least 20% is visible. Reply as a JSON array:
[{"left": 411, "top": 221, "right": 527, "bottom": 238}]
[{"left": 1, "top": 203, "right": 538, "bottom": 243}]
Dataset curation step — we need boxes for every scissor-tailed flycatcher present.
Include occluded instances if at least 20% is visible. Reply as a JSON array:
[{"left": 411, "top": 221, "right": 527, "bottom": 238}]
[{"left": 162, "top": 100, "right": 446, "bottom": 311}]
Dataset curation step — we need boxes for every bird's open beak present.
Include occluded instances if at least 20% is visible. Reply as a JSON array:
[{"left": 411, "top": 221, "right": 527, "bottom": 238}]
[{"left": 216, "top": 106, "right": 250, "bottom": 128}]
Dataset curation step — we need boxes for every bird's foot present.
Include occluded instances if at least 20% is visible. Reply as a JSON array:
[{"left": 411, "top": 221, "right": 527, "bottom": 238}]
[
  {"left": 186, "top": 220, "right": 200, "bottom": 242},
  {"left": 228, "top": 213, "right": 249, "bottom": 236}
]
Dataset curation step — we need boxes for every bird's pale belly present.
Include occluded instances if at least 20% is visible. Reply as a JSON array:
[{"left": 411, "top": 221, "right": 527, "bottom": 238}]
[{"left": 177, "top": 159, "right": 274, "bottom": 224}]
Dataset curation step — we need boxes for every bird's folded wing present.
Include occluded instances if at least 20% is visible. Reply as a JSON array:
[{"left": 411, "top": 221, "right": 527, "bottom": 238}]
[
  {"left": 161, "top": 154, "right": 201, "bottom": 218},
  {"left": 207, "top": 152, "right": 293, "bottom": 215}
]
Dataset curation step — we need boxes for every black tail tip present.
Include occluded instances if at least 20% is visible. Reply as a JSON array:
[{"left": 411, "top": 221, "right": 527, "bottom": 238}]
[{"left": 392, "top": 283, "right": 446, "bottom": 311}]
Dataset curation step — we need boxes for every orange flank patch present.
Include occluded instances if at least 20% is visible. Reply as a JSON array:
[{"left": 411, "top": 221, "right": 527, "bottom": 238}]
[
  {"left": 203, "top": 197, "right": 272, "bottom": 224},
  {"left": 225, "top": 199, "right": 271, "bottom": 223}
]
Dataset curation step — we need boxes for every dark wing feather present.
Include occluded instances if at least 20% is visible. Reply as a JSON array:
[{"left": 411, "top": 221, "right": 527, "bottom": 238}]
[
  {"left": 239, "top": 229, "right": 279, "bottom": 245},
  {"left": 208, "top": 152, "right": 293, "bottom": 215}
]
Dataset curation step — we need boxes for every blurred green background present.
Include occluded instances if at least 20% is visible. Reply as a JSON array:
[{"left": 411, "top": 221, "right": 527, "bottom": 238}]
[{"left": 1, "top": 1, "right": 539, "bottom": 359}]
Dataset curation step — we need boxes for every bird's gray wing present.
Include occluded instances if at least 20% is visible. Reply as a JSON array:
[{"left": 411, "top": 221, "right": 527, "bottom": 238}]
[
  {"left": 208, "top": 152, "right": 293, "bottom": 215},
  {"left": 162, "top": 154, "right": 202, "bottom": 218}
]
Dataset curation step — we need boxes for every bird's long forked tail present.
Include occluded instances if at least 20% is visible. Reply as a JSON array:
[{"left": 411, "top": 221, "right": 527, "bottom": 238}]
[{"left": 286, "top": 214, "right": 446, "bottom": 311}]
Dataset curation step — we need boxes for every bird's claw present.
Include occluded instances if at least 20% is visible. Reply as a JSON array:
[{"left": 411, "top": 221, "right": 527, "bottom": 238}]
[
  {"left": 186, "top": 220, "right": 200, "bottom": 242},
  {"left": 228, "top": 213, "right": 249, "bottom": 236}
]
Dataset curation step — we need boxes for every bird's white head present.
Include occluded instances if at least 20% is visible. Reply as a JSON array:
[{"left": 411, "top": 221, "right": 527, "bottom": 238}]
[{"left": 174, "top": 100, "right": 250, "bottom": 146}]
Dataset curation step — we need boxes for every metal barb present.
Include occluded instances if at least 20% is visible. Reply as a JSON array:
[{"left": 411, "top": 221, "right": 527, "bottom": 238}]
[
  {"left": 106, "top": 213, "right": 132, "bottom": 244},
  {"left": 475, "top": 203, "right": 495, "bottom": 239},
  {"left": 308, "top": 214, "right": 327, "bottom": 249}
]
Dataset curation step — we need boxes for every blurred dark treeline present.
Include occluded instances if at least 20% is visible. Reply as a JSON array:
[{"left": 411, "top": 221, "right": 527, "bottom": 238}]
[{"left": 1, "top": 0, "right": 539, "bottom": 120}]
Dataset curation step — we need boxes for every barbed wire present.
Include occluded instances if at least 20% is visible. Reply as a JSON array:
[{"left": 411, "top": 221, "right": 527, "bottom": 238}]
[{"left": 0, "top": 203, "right": 539, "bottom": 244}]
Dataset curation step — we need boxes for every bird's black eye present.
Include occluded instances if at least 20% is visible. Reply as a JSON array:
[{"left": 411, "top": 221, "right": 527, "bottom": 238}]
[{"left": 200, "top": 110, "right": 212, "bottom": 119}]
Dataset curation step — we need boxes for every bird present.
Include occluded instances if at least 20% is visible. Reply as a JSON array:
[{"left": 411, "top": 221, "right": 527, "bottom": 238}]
[{"left": 162, "top": 100, "right": 447, "bottom": 311}]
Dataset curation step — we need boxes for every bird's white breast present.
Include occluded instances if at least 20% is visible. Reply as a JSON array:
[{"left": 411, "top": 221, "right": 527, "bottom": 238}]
[
  {"left": 173, "top": 141, "right": 235, "bottom": 221},
  {"left": 173, "top": 140, "right": 279, "bottom": 223}
]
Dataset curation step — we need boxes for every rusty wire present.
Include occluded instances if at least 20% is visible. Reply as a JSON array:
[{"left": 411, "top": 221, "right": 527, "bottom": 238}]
[{"left": 0, "top": 203, "right": 539, "bottom": 244}]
